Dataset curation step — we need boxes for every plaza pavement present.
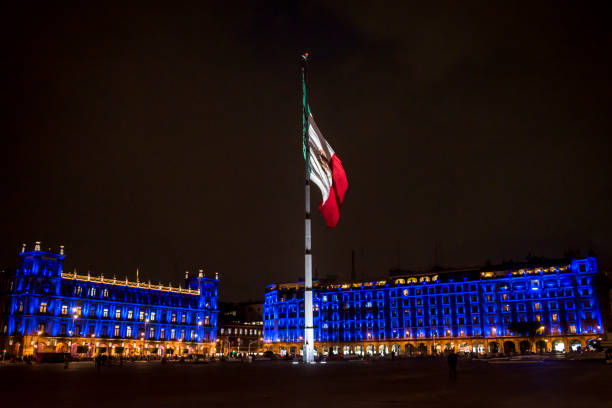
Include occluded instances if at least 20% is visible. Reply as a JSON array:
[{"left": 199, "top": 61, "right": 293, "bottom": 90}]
[{"left": 0, "top": 357, "right": 610, "bottom": 407}]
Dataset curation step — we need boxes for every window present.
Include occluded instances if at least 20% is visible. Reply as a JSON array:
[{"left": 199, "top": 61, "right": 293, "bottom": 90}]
[
  {"left": 487, "top": 306, "right": 494, "bottom": 313},
  {"left": 126, "top": 326, "right": 132, "bottom": 337},
  {"left": 431, "top": 318, "right": 437, "bottom": 326},
  {"left": 171, "top": 329, "right": 176, "bottom": 340},
  {"left": 534, "top": 303, "right": 541, "bottom": 311},
  {"left": 502, "top": 294, "right": 508, "bottom": 301},
  {"left": 115, "top": 309, "right": 121, "bottom": 319},
  {"left": 139, "top": 311, "right": 145, "bottom": 321},
  {"left": 38, "top": 323, "right": 46, "bottom": 333},
  {"left": 486, "top": 295, "right": 493, "bottom": 302},
  {"left": 518, "top": 304, "right": 525, "bottom": 312},
  {"left": 566, "top": 301, "right": 574, "bottom": 309},
  {"left": 550, "top": 302, "right": 558, "bottom": 310},
  {"left": 60, "top": 324, "right": 66, "bottom": 335},
  {"left": 471, "top": 294, "right": 478, "bottom": 302},
  {"left": 76, "top": 306, "right": 82, "bottom": 316},
  {"left": 180, "top": 330, "right": 185, "bottom": 340},
  {"left": 568, "top": 313, "right": 576, "bottom": 321},
  {"left": 552, "top": 313, "right": 558, "bottom": 322},
  {"left": 103, "top": 308, "right": 109, "bottom": 318},
  {"left": 416, "top": 298, "right": 422, "bottom": 306},
  {"left": 503, "top": 316, "right": 510, "bottom": 323},
  {"left": 128, "top": 310, "right": 133, "bottom": 319},
  {"left": 443, "top": 296, "right": 449, "bottom": 304},
  {"left": 472, "top": 316, "right": 479, "bottom": 324},
  {"left": 488, "top": 316, "right": 495, "bottom": 324},
  {"left": 181, "top": 314, "right": 186, "bottom": 323},
  {"left": 171, "top": 313, "right": 176, "bottom": 322},
  {"left": 204, "top": 316, "right": 210, "bottom": 325},
  {"left": 503, "top": 304, "right": 510, "bottom": 312},
  {"left": 403, "top": 289, "right": 409, "bottom": 296},
  {"left": 416, "top": 289, "right": 422, "bottom": 295},
  {"left": 160, "top": 328, "right": 165, "bottom": 339},
  {"left": 39, "top": 302, "right": 48, "bottom": 313},
  {"left": 75, "top": 286, "right": 82, "bottom": 296},
  {"left": 150, "top": 327, "right": 155, "bottom": 338},
  {"left": 457, "top": 295, "right": 463, "bottom": 303},
  {"left": 114, "top": 325, "right": 120, "bottom": 337},
  {"left": 459, "top": 317, "right": 465, "bottom": 325},
  {"left": 18, "top": 301, "right": 23, "bottom": 312},
  {"left": 62, "top": 305, "right": 68, "bottom": 315},
  {"left": 471, "top": 305, "right": 478, "bottom": 313},
  {"left": 568, "top": 325, "right": 576, "bottom": 334},
  {"left": 102, "top": 289, "right": 108, "bottom": 297},
  {"left": 150, "top": 312, "right": 156, "bottom": 321},
  {"left": 89, "top": 287, "right": 96, "bottom": 297},
  {"left": 535, "top": 314, "right": 541, "bottom": 322}
]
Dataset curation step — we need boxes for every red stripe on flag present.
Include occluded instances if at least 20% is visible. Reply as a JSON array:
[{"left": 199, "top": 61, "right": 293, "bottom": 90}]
[{"left": 318, "top": 154, "right": 348, "bottom": 228}]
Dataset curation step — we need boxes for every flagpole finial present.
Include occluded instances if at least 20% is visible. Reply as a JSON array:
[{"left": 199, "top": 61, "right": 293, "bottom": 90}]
[{"left": 302, "top": 52, "right": 309, "bottom": 61}]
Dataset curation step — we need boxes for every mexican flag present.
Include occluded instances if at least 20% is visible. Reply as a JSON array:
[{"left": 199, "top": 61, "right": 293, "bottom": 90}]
[{"left": 306, "top": 114, "right": 348, "bottom": 228}]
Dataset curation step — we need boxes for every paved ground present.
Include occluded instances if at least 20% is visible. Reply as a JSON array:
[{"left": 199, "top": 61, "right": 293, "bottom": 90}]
[{"left": 1, "top": 357, "right": 610, "bottom": 408}]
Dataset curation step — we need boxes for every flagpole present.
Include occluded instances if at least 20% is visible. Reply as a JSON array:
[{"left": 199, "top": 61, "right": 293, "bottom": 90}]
[{"left": 302, "top": 53, "right": 315, "bottom": 364}]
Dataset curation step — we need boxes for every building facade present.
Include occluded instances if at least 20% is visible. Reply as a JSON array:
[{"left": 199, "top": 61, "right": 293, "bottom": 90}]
[
  {"left": 0, "top": 243, "right": 219, "bottom": 358},
  {"left": 216, "top": 301, "right": 264, "bottom": 355},
  {"left": 263, "top": 257, "right": 604, "bottom": 356}
]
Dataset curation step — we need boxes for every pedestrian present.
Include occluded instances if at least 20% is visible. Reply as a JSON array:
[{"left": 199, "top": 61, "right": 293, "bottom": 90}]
[{"left": 447, "top": 350, "right": 458, "bottom": 381}]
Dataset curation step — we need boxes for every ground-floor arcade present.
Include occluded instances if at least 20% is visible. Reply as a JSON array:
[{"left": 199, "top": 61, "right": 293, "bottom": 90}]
[
  {"left": 263, "top": 334, "right": 599, "bottom": 357},
  {"left": 1, "top": 335, "right": 216, "bottom": 359}
]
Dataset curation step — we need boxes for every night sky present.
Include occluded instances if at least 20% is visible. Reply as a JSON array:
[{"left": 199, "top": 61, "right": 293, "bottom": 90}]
[{"left": 5, "top": 2, "right": 612, "bottom": 301}]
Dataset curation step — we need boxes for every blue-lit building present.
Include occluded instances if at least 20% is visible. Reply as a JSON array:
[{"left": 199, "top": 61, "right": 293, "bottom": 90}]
[
  {"left": 263, "top": 257, "right": 604, "bottom": 356},
  {"left": 0, "top": 242, "right": 219, "bottom": 358}
]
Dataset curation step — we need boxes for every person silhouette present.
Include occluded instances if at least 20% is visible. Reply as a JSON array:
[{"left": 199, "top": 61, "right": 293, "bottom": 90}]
[{"left": 447, "top": 350, "right": 458, "bottom": 381}]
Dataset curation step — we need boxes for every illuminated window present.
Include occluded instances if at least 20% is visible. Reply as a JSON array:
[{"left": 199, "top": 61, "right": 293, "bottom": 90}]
[
  {"left": 486, "top": 295, "right": 492, "bottom": 302},
  {"left": 171, "top": 313, "right": 176, "bottom": 322},
  {"left": 180, "top": 330, "right": 185, "bottom": 340},
  {"left": 150, "top": 312, "right": 156, "bottom": 321},
  {"left": 115, "top": 309, "right": 121, "bottom": 319},
  {"left": 568, "top": 325, "right": 576, "bottom": 334},
  {"left": 502, "top": 294, "right": 508, "bottom": 301},
  {"left": 62, "top": 305, "right": 68, "bottom": 315},
  {"left": 18, "top": 301, "right": 23, "bottom": 312},
  {"left": 90, "top": 287, "right": 96, "bottom": 297},
  {"left": 126, "top": 326, "right": 132, "bottom": 337},
  {"left": 75, "top": 286, "right": 82, "bottom": 296},
  {"left": 114, "top": 325, "right": 120, "bottom": 337},
  {"left": 503, "top": 304, "right": 510, "bottom": 312},
  {"left": 160, "top": 328, "right": 165, "bottom": 339},
  {"left": 150, "top": 327, "right": 155, "bottom": 338},
  {"left": 535, "top": 314, "right": 541, "bottom": 322},
  {"left": 103, "top": 308, "right": 109, "bottom": 318},
  {"left": 403, "top": 289, "right": 409, "bottom": 296},
  {"left": 472, "top": 316, "right": 479, "bottom": 324},
  {"left": 127, "top": 310, "right": 133, "bottom": 319},
  {"left": 416, "top": 298, "right": 422, "bottom": 306},
  {"left": 76, "top": 306, "right": 82, "bottom": 315},
  {"left": 139, "top": 311, "right": 145, "bottom": 321},
  {"left": 204, "top": 316, "right": 210, "bottom": 325},
  {"left": 39, "top": 302, "right": 48, "bottom": 313},
  {"left": 102, "top": 289, "right": 108, "bottom": 297},
  {"left": 38, "top": 323, "right": 45, "bottom": 333},
  {"left": 534, "top": 303, "right": 541, "bottom": 311},
  {"left": 552, "top": 313, "right": 558, "bottom": 322},
  {"left": 190, "top": 330, "right": 195, "bottom": 340},
  {"left": 181, "top": 314, "right": 186, "bottom": 323},
  {"left": 171, "top": 329, "right": 176, "bottom": 340}
]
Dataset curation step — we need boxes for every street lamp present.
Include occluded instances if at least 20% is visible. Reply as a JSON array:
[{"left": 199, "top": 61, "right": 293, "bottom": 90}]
[{"left": 248, "top": 337, "right": 263, "bottom": 355}]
